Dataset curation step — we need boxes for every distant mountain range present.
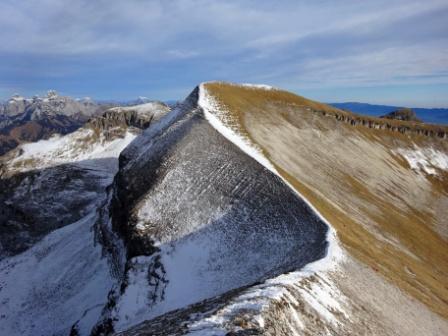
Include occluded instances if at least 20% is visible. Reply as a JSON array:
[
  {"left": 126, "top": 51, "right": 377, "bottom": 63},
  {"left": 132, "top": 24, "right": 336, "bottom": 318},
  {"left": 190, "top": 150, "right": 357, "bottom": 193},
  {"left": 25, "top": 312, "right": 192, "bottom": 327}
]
[
  {"left": 329, "top": 102, "right": 448, "bottom": 125},
  {"left": 0, "top": 91, "right": 115, "bottom": 156},
  {"left": 0, "top": 92, "right": 171, "bottom": 156}
]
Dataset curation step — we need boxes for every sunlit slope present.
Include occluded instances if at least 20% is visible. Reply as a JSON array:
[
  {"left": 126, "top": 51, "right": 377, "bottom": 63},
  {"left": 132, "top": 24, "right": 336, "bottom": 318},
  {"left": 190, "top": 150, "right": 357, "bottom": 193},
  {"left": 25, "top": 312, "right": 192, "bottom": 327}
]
[{"left": 203, "top": 82, "right": 448, "bottom": 319}]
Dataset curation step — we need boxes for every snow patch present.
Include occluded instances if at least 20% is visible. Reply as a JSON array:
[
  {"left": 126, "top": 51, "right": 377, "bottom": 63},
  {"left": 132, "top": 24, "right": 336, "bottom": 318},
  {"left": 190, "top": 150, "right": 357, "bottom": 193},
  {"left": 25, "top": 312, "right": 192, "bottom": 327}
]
[
  {"left": 9, "top": 128, "right": 136, "bottom": 172},
  {"left": 112, "top": 256, "right": 155, "bottom": 331},
  {"left": 0, "top": 211, "right": 114, "bottom": 336},
  {"left": 187, "top": 231, "right": 346, "bottom": 335},
  {"left": 396, "top": 146, "right": 448, "bottom": 175},
  {"left": 10, "top": 95, "right": 25, "bottom": 102},
  {"left": 240, "top": 83, "right": 276, "bottom": 90},
  {"left": 109, "top": 102, "right": 170, "bottom": 118},
  {"left": 201, "top": 81, "right": 277, "bottom": 91}
]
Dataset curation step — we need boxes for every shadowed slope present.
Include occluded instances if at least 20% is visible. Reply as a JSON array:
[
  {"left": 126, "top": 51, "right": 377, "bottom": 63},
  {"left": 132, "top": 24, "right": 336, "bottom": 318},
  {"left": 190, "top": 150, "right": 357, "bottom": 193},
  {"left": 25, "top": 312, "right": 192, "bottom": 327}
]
[{"left": 101, "top": 88, "right": 330, "bottom": 332}]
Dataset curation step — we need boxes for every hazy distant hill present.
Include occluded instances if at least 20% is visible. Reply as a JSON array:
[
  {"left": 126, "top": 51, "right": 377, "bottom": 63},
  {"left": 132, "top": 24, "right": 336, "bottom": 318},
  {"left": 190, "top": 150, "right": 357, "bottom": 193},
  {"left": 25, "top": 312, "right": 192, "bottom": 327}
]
[{"left": 330, "top": 102, "right": 448, "bottom": 125}]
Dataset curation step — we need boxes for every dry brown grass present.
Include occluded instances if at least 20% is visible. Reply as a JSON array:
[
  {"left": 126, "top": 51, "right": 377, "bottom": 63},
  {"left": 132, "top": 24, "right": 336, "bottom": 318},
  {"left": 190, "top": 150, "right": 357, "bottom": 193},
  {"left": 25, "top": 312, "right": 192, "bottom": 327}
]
[
  {"left": 204, "top": 82, "right": 448, "bottom": 319},
  {"left": 205, "top": 82, "right": 448, "bottom": 134}
]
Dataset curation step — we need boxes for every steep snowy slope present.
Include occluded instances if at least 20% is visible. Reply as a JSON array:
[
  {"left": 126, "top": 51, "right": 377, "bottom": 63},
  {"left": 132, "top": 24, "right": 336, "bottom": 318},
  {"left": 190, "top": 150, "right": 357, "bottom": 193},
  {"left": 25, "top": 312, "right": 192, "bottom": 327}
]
[
  {"left": 89, "top": 87, "right": 333, "bottom": 334},
  {"left": 115, "top": 83, "right": 448, "bottom": 336},
  {"left": 0, "top": 103, "right": 171, "bottom": 335},
  {"left": 0, "top": 205, "right": 115, "bottom": 336}
]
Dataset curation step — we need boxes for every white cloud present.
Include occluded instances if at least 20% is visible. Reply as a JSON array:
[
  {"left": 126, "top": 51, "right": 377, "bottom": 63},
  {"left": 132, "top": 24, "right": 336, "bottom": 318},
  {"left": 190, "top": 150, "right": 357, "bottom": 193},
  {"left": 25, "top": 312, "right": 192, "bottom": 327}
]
[
  {"left": 0, "top": 0, "right": 447, "bottom": 101},
  {"left": 0, "top": 0, "right": 446, "bottom": 56}
]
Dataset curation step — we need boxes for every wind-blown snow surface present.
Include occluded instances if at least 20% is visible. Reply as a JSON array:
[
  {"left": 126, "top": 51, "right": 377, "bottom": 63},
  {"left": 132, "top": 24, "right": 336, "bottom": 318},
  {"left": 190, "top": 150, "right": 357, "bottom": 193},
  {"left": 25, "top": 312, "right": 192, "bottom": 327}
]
[
  {"left": 108, "top": 102, "right": 170, "bottom": 117},
  {"left": 240, "top": 83, "right": 276, "bottom": 91},
  {"left": 198, "top": 82, "right": 340, "bottom": 260},
  {"left": 186, "top": 234, "right": 345, "bottom": 336},
  {"left": 396, "top": 146, "right": 448, "bottom": 175},
  {"left": 0, "top": 122, "right": 141, "bottom": 334},
  {"left": 9, "top": 128, "right": 136, "bottom": 173},
  {"left": 195, "top": 83, "right": 344, "bottom": 332},
  {"left": 103, "top": 86, "right": 338, "bottom": 334},
  {"left": 0, "top": 210, "right": 114, "bottom": 336}
]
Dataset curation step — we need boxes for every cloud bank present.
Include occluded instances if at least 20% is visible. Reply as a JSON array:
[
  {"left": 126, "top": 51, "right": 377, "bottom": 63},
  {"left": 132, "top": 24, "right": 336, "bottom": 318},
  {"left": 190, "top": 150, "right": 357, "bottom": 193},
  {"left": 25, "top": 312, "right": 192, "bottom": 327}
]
[{"left": 1, "top": 0, "right": 447, "bottom": 105}]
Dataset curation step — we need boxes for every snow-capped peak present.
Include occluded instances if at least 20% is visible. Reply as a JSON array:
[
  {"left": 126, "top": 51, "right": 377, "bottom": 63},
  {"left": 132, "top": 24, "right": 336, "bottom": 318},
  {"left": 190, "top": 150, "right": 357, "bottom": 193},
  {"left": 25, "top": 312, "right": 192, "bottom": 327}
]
[
  {"left": 47, "top": 90, "right": 58, "bottom": 99},
  {"left": 10, "top": 94, "right": 25, "bottom": 102}
]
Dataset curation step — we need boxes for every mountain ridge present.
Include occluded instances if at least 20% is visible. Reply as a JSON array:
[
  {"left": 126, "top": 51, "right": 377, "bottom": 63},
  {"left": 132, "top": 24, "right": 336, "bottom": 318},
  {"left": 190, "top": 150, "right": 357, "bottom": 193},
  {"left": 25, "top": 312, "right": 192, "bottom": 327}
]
[
  {"left": 330, "top": 101, "right": 448, "bottom": 125},
  {"left": 112, "top": 81, "right": 448, "bottom": 334},
  {"left": 202, "top": 81, "right": 448, "bottom": 321},
  {"left": 0, "top": 82, "right": 447, "bottom": 335},
  {"left": 0, "top": 93, "right": 171, "bottom": 156}
]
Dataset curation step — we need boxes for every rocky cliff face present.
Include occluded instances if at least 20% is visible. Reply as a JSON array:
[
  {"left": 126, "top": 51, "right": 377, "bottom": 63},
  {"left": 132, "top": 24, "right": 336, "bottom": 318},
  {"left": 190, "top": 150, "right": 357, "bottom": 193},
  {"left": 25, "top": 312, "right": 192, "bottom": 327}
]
[
  {"left": 0, "top": 101, "right": 171, "bottom": 258},
  {"left": 0, "top": 162, "right": 111, "bottom": 257},
  {"left": 321, "top": 109, "right": 447, "bottom": 138},
  {"left": 0, "top": 99, "right": 172, "bottom": 336},
  {"left": 0, "top": 91, "right": 102, "bottom": 120},
  {"left": 87, "top": 102, "right": 170, "bottom": 140}
]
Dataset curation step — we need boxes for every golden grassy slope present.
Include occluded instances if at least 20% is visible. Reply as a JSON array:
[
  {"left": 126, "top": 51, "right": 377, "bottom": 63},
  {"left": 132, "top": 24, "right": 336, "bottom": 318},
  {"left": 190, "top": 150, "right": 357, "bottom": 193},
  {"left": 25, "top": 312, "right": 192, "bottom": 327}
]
[{"left": 203, "top": 82, "right": 448, "bottom": 319}]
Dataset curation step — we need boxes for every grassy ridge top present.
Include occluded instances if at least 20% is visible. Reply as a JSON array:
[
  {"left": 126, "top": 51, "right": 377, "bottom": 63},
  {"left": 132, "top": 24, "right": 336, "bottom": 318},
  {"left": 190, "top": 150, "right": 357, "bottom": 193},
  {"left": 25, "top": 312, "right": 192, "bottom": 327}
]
[
  {"left": 203, "top": 81, "right": 448, "bottom": 320},
  {"left": 204, "top": 81, "right": 340, "bottom": 113},
  {"left": 204, "top": 82, "right": 448, "bottom": 133}
]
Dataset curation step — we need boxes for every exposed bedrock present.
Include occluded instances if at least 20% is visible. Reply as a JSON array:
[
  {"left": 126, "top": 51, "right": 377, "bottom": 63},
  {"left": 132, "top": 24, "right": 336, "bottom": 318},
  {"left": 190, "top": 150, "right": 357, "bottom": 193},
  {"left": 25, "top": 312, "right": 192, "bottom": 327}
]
[
  {"left": 0, "top": 160, "right": 115, "bottom": 258},
  {"left": 321, "top": 110, "right": 448, "bottom": 138},
  {"left": 107, "top": 88, "right": 329, "bottom": 326},
  {"left": 87, "top": 103, "right": 170, "bottom": 140}
]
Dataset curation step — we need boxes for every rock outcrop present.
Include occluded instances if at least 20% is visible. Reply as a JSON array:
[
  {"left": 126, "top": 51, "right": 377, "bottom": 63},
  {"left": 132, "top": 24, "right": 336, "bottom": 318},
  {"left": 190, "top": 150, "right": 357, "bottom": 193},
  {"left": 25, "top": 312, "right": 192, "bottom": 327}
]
[
  {"left": 320, "top": 109, "right": 447, "bottom": 138},
  {"left": 87, "top": 102, "right": 170, "bottom": 140},
  {"left": 380, "top": 107, "right": 422, "bottom": 122},
  {"left": 0, "top": 101, "right": 170, "bottom": 258}
]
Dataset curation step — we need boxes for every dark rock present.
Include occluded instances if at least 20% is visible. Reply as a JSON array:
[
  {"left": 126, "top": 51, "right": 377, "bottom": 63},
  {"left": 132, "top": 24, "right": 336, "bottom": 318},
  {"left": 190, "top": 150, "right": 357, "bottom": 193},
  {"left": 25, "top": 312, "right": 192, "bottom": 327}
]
[{"left": 380, "top": 108, "right": 422, "bottom": 122}]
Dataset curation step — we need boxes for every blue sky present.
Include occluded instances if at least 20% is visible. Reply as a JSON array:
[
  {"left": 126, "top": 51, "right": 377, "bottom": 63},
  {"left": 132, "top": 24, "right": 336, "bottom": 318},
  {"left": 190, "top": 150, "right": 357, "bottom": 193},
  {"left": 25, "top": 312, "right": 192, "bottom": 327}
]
[{"left": 1, "top": 0, "right": 448, "bottom": 107}]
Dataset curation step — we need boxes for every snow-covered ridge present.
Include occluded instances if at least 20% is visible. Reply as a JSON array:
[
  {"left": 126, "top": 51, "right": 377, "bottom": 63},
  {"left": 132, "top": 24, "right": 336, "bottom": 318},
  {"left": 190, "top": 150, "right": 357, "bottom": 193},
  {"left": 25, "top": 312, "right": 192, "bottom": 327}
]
[
  {"left": 9, "top": 95, "right": 26, "bottom": 102},
  {"left": 199, "top": 85, "right": 276, "bottom": 173},
  {"left": 198, "top": 82, "right": 341, "bottom": 262},
  {"left": 108, "top": 101, "right": 170, "bottom": 118},
  {"left": 197, "top": 83, "right": 343, "bottom": 330},
  {"left": 8, "top": 128, "right": 136, "bottom": 172},
  {"left": 187, "top": 232, "right": 344, "bottom": 335}
]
